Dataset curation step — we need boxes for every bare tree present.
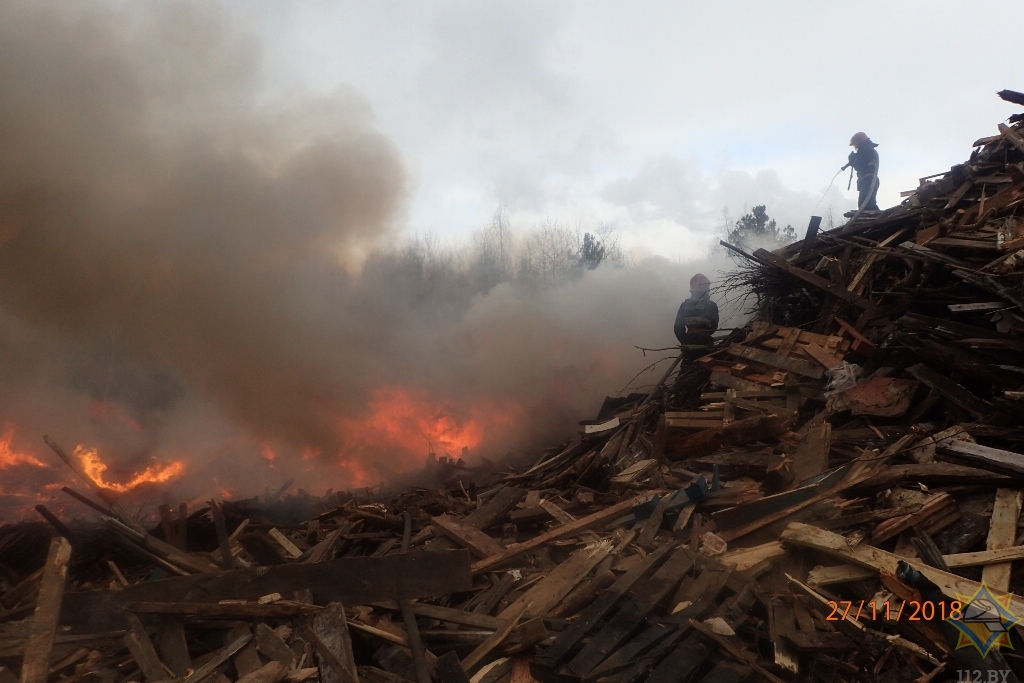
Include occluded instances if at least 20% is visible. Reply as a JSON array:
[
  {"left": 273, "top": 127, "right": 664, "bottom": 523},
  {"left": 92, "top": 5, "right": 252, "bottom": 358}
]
[{"left": 472, "top": 206, "right": 514, "bottom": 290}]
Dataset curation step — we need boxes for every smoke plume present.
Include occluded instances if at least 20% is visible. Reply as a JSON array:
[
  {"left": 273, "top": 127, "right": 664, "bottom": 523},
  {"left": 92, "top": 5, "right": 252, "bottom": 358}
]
[{"left": 0, "top": 1, "right": 739, "bottom": 518}]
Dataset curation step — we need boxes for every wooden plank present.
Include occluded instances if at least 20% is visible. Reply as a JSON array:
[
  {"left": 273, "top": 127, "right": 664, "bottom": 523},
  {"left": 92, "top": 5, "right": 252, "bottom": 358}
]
[
  {"left": 306, "top": 528, "right": 344, "bottom": 564},
  {"left": 802, "top": 342, "right": 843, "bottom": 370},
  {"left": 931, "top": 237, "right": 998, "bottom": 250},
  {"left": 210, "top": 501, "right": 237, "bottom": 569},
  {"left": 124, "top": 613, "right": 170, "bottom": 682},
  {"left": 938, "top": 440, "right": 1024, "bottom": 479},
  {"left": 62, "top": 549, "right": 472, "bottom": 632},
  {"left": 637, "top": 498, "right": 670, "bottom": 549},
  {"left": 500, "top": 541, "right": 611, "bottom": 618},
  {"left": 665, "top": 418, "right": 725, "bottom": 429},
  {"left": 465, "top": 488, "right": 527, "bottom": 530},
  {"left": 237, "top": 662, "right": 287, "bottom": 683},
  {"left": 870, "top": 492, "right": 959, "bottom": 544},
  {"left": 834, "top": 316, "right": 877, "bottom": 356},
  {"left": 790, "top": 411, "right": 831, "bottom": 483},
  {"left": 982, "top": 489, "right": 1023, "bottom": 592},
  {"left": 701, "top": 390, "right": 786, "bottom": 400},
  {"left": 665, "top": 563, "right": 735, "bottom": 624},
  {"left": 948, "top": 302, "right": 1007, "bottom": 312},
  {"left": 567, "top": 548, "right": 694, "bottom": 676},
  {"left": 467, "top": 658, "right": 509, "bottom": 683},
  {"left": 125, "top": 601, "right": 320, "bottom": 617},
  {"left": 157, "top": 618, "right": 192, "bottom": 677},
  {"left": 460, "top": 602, "right": 529, "bottom": 673},
  {"left": 124, "top": 632, "right": 168, "bottom": 681},
  {"left": 509, "top": 656, "right": 536, "bottom": 683},
  {"left": 998, "top": 123, "right": 1024, "bottom": 155},
  {"left": 472, "top": 573, "right": 515, "bottom": 616},
  {"left": 666, "top": 414, "right": 794, "bottom": 461},
  {"left": 718, "top": 542, "right": 786, "bottom": 572},
  {"left": 722, "top": 391, "right": 736, "bottom": 425},
  {"left": 182, "top": 635, "right": 253, "bottom": 683},
  {"left": 346, "top": 621, "right": 409, "bottom": 648},
  {"left": 944, "top": 545, "right": 1024, "bottom": 568},
  {"left": 906, "top": 363, "right": 992, "bottom": 419},
  {"left": 609, "top": 460, "right": 660, "bottom": 490},
  {"left": 770, "top": 602, "right": 798, "bottom": 673},
  {"left": 693, "top": 661, "right": 752, "bottom": 683},
  {"left": 728, "top": 344, "right": 824, "bottom": 379},
  {"left": 583, "top": 623, "right": 674, "bottom": 680},
  {"left": 665, "top": 411, "right": 726, "bottom": 419},
  {"left": 718, "top": 468, "right": 870, "bottom": 543},
  {"left": 380, "top": 602, "right": 502, "bottom": 630},
  {"left": 945, "top": 180, "right": 975, "bottom": 209},
  {"left": 536, "top": 542, "right": 674, "bottom": 668},
  {"left": 708, "top": 372, "right": 765, "bottom": 392},
  {"left": 752, "top": 248, "right": 875, "bottom": 310},
  {"left": 780, "top": 523, "right": 1024, "bottom": 617},
  {"left": 471, "top": 494, "right": 649, "bottom": 575},
  {"left": 722, "top": 396, "right": 773, "bottom": 415},
  {"left": 103, "top": 517, "right": 219, "bottom": 575},
  {"left": 226, "top": 625, "right": 262, "bottom": 679},
  {"left": 431, "top": 516, "right": 504, "bottom": 558},
  {"left": 775, "top": 327, "right": 802, "bottom": 358},
  {"left": 254, "top": 623, "right": 295, "bottom": 667},
  {"left": 651, "top": 415, "right": 668, "bottom": 462},
  {"left": 549, "top": 569, "right": 615, "bottom": 618},
  {"left": 762, "top": 330, "right": 850, "bottom": 354},
  {"left": 19, "top": 537, "right": 72, "bottom": 683},
  {"left": 646, "top": 631, "right": 712, "bottom": 683},
  {"left": 899, "top": 241, "right": 972, "bottom": 268},
  {"left": 435, "top": 652, "right": 471, "bottom": 683},
  {"left": 688, "top": 619, "right": 786, "bottom": 683},
  {"left": 807, "top": 565, "right": 874, "bottom": 586},
  {"left": 310, "top": 603, "right": 359, "bottom": 683},
  {"left": 268, "top": 528, "right": 303, "bottom": 559}
]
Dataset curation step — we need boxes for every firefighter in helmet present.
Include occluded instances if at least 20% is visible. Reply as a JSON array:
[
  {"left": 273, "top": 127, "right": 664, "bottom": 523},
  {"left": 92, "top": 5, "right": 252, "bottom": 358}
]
[
  {"left": 842, "top": 132, "right": 880, "bottom": 212},
  {"left": 674, "top": 273, "right": 719, "bottom": 358}
]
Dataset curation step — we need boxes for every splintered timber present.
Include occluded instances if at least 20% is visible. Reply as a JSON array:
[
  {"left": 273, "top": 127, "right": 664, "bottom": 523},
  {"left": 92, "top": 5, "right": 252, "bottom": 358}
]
[{"left": 6, "top": 90, "right": 1024, "bottom": 683}]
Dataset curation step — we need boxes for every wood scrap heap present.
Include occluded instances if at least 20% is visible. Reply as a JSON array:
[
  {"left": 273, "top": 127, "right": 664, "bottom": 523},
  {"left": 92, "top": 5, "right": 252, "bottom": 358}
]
[{"left": 7, "top": 91, "right": 1024, "bottom": 683}]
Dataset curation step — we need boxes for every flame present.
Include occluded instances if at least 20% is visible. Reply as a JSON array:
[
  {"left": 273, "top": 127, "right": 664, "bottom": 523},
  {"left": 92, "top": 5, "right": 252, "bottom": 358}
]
[
  {"left": 357, "top": 386, "right": 483, "bottom": 455},
  {"left": 75, "top": 445, "right": 185, "bottom": 493},
  {"left": 334, "top": 386, "right": 523, "bottom": 485},
  {"left": 0, "top": 427, "right": 47, "bottom": 469}
]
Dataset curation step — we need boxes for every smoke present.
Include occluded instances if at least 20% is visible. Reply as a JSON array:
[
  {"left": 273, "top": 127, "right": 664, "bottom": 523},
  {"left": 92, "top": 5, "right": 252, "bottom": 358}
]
[{"left": 0, "top": 1, "right": 742, "bottom": 518}]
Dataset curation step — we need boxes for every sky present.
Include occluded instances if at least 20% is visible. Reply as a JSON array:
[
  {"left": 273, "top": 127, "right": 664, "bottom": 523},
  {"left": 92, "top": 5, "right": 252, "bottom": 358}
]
[{"left": 221, "top": 0, "right": 1023, "bottom": 260}]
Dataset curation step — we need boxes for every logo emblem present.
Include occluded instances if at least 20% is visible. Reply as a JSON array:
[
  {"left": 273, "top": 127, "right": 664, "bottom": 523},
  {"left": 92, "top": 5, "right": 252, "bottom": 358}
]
[{"left": 948, "top": 583, "right": 1022, "bottom": 657}]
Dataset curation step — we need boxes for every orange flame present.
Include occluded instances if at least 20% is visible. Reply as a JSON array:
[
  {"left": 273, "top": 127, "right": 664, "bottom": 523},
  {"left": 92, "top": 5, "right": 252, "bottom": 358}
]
[
  {"left": 0, "top": 427, "right": 47, "bottom": 469},
  {"left": 334, "top": 386, "right": 523, "bottom": 485},
  {"left": 357, "top": 386, "right": 483, "bottom": 455},
  {"left": 75, "top": 445, "right": 185, "bottom": 493}
]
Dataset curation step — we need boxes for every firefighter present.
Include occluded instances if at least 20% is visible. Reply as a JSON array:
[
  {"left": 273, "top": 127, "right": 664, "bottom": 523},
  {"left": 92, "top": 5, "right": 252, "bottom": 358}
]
[
  {"left": 842, "top": 132, "right": 880, "bottom": 211},
  {"left": 674, "top": 273, "right": 719, "bottom": 358}
]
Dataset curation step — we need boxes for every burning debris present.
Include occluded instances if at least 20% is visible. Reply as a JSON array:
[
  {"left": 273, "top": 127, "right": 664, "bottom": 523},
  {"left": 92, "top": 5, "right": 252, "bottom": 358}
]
[{"left": 8, "top": 94, "right": 1024, "bottom": 683}]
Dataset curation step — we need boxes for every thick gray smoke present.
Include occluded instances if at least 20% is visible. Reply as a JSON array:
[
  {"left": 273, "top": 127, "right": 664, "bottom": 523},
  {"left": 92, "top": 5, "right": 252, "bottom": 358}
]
[{"left": 0, "top": 1, "right": 739, "bottom": 518}]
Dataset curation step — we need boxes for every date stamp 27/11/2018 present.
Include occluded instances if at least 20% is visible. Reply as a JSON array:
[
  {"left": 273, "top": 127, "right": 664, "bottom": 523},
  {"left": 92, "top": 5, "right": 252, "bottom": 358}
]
[{"left": 826, "top": 599, "right": 962, "bottom": 622}]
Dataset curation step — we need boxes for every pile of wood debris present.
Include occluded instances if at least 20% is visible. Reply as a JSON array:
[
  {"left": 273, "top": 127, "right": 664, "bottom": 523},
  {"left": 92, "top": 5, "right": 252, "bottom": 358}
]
[{"left": 7, "top": 91, "right": 1024, "bottom": 683}]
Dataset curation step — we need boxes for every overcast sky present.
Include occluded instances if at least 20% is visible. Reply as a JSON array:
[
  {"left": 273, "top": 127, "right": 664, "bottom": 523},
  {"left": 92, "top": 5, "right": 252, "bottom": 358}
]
[{"left": 222, "top": 1, "right": 1022, "bottom": 260}]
